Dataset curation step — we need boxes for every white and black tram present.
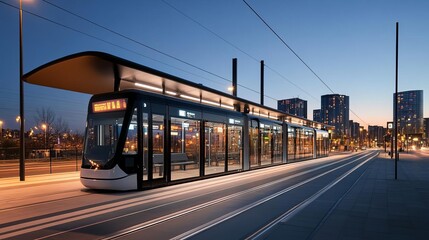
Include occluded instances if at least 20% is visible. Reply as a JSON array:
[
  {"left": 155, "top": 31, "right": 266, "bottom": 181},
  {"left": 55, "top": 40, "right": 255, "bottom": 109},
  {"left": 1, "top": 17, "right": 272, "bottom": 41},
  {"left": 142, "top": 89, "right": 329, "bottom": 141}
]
[{"left": 23, "top": 51, "right": 331, "bottom": 191}]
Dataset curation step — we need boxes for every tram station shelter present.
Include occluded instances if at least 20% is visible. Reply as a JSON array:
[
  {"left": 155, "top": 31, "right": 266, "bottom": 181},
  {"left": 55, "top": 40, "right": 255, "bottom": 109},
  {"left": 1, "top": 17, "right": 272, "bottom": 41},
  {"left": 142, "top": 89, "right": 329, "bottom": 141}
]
[{"left": 24, "top": 51, "right": 333, "bottom": 189}]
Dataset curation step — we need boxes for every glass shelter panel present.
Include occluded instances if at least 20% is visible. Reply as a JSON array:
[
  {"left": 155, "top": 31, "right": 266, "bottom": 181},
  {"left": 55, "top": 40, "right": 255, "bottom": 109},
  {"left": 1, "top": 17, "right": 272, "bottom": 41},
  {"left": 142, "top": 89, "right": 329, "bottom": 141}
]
[
  {"left": 205, "top": 122, "right": 226, "bottom": 175},
  {"left": 316, "top": 130, "right": 329, "bottom": 157},
  {"left": 171, "top": 117, "right": 200, "bottom": 181},
  {"left": 227, "top": 125, "right": 242, "bottom": 171}
]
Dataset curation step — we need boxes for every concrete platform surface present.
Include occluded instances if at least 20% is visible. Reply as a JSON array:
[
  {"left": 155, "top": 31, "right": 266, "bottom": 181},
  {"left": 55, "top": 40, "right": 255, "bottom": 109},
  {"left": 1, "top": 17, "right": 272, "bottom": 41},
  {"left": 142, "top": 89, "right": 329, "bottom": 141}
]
[{"left": 266, "top": 149, "right": 429, "bottom": 240}]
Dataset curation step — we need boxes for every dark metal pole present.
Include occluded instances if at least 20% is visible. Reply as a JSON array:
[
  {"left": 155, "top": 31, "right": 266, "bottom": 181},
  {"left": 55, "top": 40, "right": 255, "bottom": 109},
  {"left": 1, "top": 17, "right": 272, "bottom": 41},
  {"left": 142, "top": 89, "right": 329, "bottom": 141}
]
[
  {"left": 49, "top": 147, "right": 52, "bottom": 174},
  {"left": 260, "top": 60, "right": 264, "bottom": 105},
  {"left": 19, "top": 0, "right": 25, "bottom": 181},
  {"left": 394, "top": 22, "right": 399, "bottom": 180},
  {"left": 232, "top": 58, "right": 237, "bottom": 97},
  {"left": 75, "top": 147, "right": 78, "bottom": 171}
]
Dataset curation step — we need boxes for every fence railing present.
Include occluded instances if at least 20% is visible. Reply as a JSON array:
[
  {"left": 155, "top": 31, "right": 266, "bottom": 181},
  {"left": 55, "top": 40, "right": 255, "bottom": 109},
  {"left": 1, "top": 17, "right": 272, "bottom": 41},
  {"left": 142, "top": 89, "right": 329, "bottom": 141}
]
[{"left": 0, "top": 147, "right": 83, "bottom": 178}]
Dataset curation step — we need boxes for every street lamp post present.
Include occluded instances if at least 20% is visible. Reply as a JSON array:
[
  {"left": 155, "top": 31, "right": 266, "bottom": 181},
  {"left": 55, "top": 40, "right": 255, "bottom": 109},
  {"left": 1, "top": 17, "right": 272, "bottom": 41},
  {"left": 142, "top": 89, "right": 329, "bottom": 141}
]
[
  {"left": 0, "top": 120, "right": 3, "bottom": 135},
  {"left": 0, "top": 120, "right": 3, "bottom": 140},
  {"left": 19, "top": 0, "right": 25, "bottom": 181},
  {"left": 394, "top": 22, "right": 399, "bottom": 180},
  {"left": 42, "top": 124, "right": 47, "bottom": 149}
]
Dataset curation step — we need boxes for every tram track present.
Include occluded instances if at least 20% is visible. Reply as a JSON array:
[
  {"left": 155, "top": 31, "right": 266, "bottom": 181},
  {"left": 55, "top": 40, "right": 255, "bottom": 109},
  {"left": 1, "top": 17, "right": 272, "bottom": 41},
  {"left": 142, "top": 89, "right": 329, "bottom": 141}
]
[
  {"left": 245, "top": 151, "right": 378, "bottom": 240},
  {"left": 100, "top": 151, "right": 376, "bottom": 240},
  {"left": 25, "top": 153, "right": 363, "bottom": 240},
  {"left": 0, "top": 152, "right": 371, "bottom": 240},
  {"left": 0, "top": 152, "right": 351, "bottom": 214},
  {"left": 169, "top": 151, "right": 378, "bottom": 240}
]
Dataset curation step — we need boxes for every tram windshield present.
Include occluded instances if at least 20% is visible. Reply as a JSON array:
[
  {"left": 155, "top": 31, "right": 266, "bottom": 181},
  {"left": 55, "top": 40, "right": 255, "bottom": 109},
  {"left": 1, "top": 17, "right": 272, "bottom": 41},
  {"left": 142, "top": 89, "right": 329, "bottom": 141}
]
[{"left": 83, "top": 112, "right": 125, "bottom": 169}]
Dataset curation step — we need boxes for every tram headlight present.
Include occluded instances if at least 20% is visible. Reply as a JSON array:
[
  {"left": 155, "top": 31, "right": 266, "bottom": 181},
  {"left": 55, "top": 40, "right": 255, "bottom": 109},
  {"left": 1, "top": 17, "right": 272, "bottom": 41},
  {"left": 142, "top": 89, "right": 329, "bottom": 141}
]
[{"left": 89, "top": 160, "right": 100, "bottom": 170}]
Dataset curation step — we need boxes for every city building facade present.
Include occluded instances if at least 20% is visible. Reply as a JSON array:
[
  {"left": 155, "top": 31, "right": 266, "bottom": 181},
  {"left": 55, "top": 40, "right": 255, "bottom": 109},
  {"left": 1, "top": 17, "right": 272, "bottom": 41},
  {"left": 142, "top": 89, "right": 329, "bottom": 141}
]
[
  {"left": 321, "top": 94, "right": 350, "bottom": 141},
  {"left": 368, "top": 125, "right": 385, "bottom": 148},
  {"left": 349, "top": 120, "right": 360, "bottom": 145},
  {"left": 424, "top": 118, "right": 429, "bottom": 146},
  {"left": 313, "top": 109, "right": 321, "bottom": 123},
  {"left": 394, "top": 90, "right": 424, "bottom": 148},
  {"left": 278, "top": 98, "right": 307, "bottom": 118},
  {"left": 394, "top": 90, "right": 423, "bottom": 134}
]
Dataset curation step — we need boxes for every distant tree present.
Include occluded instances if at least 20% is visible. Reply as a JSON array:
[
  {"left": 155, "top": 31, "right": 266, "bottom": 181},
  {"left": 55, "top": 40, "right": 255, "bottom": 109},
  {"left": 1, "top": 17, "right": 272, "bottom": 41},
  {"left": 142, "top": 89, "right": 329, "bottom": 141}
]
[
  {"left": 34, "top": 108, "right": 55, "bottom": 129},
  {"left": 53, "top": 116, "right": 70, "bottom": 148},
  {"left": 53, "top": 117, "right": 69, "bottom": 135},
  {"left": 33, "top": 107, "right": 71, "bottom": 148}
]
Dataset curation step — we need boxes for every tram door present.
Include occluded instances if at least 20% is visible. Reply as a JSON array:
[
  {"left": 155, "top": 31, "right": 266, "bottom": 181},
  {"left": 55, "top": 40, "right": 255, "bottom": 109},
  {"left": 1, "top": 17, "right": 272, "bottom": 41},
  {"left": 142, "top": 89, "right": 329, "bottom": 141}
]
[
  {"left": 149, "top": 103, "right": 167, "bottom": 184},
  {"left": 141, "top": 104, "right": 149, "bottom": 184},
  {"left": 151, "top": 114, "right": 165, "bottom": 181},
  {"left": 141, "top": 103, "right": 167, "bottom": 187}
]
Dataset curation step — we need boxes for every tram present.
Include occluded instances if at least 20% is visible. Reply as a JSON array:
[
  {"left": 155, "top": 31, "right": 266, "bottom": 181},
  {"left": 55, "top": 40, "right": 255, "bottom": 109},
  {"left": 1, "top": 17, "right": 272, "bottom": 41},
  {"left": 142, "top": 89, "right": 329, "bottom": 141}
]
[
  {"left": 23, "top": 51, "right": 331, "bottom": 191},
  {"left": 81, "top": 89, "right": 330, "bottom": 190}
]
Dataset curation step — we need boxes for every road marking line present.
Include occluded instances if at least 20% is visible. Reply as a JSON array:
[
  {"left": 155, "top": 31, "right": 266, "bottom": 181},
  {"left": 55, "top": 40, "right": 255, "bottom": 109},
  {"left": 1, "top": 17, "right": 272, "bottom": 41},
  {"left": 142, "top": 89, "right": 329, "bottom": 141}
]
[
  {"left": 39, "top": 153, "right": 366, "bottom": 240},
  {"left": 248, "top": 151, "right": 379, "bottom": 240},
  {"left": 171, "top": 151, "right": 376, "bottom": 240}
]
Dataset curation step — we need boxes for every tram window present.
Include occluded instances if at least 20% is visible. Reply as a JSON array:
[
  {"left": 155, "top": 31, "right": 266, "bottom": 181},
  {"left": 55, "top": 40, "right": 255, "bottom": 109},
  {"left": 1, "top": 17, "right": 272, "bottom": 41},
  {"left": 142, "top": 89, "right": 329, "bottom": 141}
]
[
  {"left": 261, "top": 124, "right": 272, "bottom": 166},
  {"left": 249, "top": 120, "right": 259, "bottom": 167},
  {"left": 205, "top": 122, "right": 225, "bottom": 175},
  {"left": 83, "top": 112, "right": 124, "bottom": 168},
  {"left": 123, "top": 108, "right": 138, "bottom": 155},
  {"left": 288, "top": 127, "right": 296, "bottom": 161},
  {"left": 170, "top": 117, "right": 200, "bottom": 180},
  {"left": 273, "top": 124, "right": 282, "bottom": 163},
  {"left": 227, "top": 125, "right": 242, "bottom": 171}
]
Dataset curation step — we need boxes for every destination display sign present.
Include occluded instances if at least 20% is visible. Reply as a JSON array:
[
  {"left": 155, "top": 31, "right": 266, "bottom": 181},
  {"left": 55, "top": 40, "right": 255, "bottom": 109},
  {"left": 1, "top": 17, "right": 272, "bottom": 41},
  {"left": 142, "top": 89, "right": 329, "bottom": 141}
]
[{"left": 92, "top": 99, "right": 127, "bottom": 113}]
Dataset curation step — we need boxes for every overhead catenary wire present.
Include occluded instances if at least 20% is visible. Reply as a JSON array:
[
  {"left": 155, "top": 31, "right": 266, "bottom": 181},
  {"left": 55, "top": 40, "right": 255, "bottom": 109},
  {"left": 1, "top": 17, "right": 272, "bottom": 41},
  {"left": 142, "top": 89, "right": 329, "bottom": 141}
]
[
  {"left": 242, "top": 0, "right": 335, "bottom": 93},
  {"left": 242, "top": 0, "right": 369, "bottom": 126},
  {"left": 0, "top": 0, "right": 280, "bottom": 128},
  {"left": 40, "top": 0, "right": 275, "bottom": 100},
  {"left": 0, "top": 1, "right": 234, "bottom": 93},
  {"left": 162, "top": 0, "right": 319, "bottom": 102},
  {"left": 39, "top": 0, "right": 228, "bottom": 84}
]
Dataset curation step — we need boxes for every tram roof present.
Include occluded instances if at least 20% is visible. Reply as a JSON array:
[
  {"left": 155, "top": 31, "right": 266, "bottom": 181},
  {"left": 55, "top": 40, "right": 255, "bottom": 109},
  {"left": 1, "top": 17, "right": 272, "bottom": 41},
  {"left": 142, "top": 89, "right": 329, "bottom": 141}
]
[{"left": 24, "top": 51, "right": 332, "bottom": 130}]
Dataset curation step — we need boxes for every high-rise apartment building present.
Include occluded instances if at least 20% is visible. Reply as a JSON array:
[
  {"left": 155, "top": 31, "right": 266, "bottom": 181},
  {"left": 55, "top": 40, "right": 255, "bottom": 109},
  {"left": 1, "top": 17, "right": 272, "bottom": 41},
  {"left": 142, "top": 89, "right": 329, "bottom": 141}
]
[
  {"left": 394, "top": 90, "right": 423, "bottom": 135},
  {"left": 313, "top": 109, "right": 321, "bottom": 123},
  {"left": 368, "top": 125, "right": 385, "bottom": 147},
  {"left": 349, "top": 120, "right": 360, "bottom": 142},
  {"left": 278, "top": 98, "right": 307, "bottom": 118},
  {"left": 321, "top": 94, "right": 349, "bottom": 138},
  {"left": 424, "top": 118, "right": 429, "bottom": 145}
]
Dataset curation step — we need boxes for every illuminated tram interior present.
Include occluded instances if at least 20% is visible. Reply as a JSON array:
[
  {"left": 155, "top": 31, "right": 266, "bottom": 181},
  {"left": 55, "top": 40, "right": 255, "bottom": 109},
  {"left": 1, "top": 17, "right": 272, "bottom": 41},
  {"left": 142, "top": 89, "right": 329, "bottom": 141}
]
[{"left": 80, "top": 90, "right": 330, "bottom": 190}]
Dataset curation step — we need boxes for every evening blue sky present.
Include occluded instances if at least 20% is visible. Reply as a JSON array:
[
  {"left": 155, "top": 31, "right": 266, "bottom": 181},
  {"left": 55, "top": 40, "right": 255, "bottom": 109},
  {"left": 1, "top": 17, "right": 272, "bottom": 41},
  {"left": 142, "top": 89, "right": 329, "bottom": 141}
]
[{"left": 1, "top": 0, "right": 428, "bottom": 132}]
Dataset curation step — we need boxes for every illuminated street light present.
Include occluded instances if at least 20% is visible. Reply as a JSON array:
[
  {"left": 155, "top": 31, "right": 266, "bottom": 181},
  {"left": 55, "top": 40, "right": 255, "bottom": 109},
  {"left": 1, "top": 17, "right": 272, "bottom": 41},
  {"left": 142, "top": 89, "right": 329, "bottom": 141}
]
[
  {"left": 42, "top": 123, "right": 47, "bottom": 149},
  {"left": 0, "top": 120, "right": 3, "bottom": 139}
]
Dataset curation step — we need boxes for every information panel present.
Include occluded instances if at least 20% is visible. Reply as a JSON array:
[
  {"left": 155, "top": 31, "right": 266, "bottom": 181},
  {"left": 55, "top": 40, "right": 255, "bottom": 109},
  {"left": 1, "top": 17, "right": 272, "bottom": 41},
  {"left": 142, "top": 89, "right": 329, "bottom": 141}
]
[{"left": 92, "top": 99, "right": 127, "bottom": 113}]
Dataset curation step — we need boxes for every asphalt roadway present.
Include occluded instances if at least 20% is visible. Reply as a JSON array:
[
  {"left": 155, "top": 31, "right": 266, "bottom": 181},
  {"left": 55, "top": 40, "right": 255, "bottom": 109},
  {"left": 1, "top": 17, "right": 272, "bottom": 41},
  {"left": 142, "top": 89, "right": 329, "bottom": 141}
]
[
  {"left": 1, "top": 149, "right": 428, "bottom": 239},
  {"left": 0, "top": 159, "right": 80, "bottom": 178}
]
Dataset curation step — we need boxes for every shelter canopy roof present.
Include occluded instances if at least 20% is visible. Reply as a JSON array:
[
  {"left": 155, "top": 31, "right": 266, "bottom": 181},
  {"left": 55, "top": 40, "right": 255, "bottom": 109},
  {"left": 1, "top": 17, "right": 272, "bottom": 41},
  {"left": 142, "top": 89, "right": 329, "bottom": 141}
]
[{"left": 24, "top": 51, "right": 332, "bottom": 130}]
